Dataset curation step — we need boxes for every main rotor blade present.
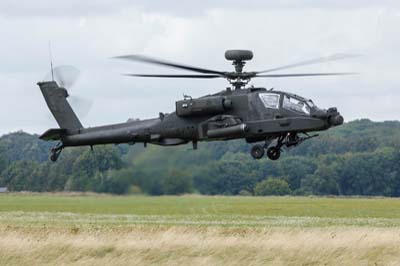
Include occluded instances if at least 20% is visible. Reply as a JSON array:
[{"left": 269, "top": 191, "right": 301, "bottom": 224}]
[
  {"left": 255, "top": 72, "right": 357, "bottom": 78},
  {"left": 114, "top": 54, "right": 226, "bottom": 75},
  {"left": 256, "top": 53, "right": 360, "bottom": 74},
  {"left": 124, "top": 74, "right": 222, "bottom": 79}
]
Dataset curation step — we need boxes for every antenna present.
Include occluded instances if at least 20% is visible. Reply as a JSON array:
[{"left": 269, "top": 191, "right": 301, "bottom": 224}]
[{"left": 48, "top": 41, "right": 54, "bottom": 81}]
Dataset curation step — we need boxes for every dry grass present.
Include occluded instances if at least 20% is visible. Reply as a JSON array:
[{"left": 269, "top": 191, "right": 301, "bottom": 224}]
[
  {"left": 0, "top": 226, "right": 399, "bottom": 266},
  {"left": 1, "top": 195, "right": 400, "bottom": 265}
]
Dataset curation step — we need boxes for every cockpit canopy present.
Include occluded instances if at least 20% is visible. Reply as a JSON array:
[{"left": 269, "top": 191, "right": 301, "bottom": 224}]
[{"left": 258, "top": 92, "right": 316, "bottom": 115}]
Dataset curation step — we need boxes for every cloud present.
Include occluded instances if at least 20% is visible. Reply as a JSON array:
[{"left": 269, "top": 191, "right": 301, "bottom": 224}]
[
  {"left": 0, "top": 0, "right": 129, "bottom": 17},
  {"left": 1, "top": 0, "right": 399, "bottom": 17},
  {"left": 0, "top": 2, "right": 399, "bottom": 135}
]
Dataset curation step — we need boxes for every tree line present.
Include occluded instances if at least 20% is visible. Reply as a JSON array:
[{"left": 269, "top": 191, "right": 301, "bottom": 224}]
[{"left": 0, "top": 119, "right": 399, "bottom": 196}]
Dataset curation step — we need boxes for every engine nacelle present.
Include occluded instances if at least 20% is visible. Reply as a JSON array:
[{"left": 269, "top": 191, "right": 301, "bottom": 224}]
[{"left": 176, "top": 96, "right": 232, "bottom": 117}]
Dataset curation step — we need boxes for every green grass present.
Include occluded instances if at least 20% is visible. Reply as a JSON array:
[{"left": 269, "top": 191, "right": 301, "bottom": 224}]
[
  {"left": 0, "top": 194, "right": 400, "bottom": 228},
  {"left": 0, "top": 194, "right": 399, "bottom": 218}
]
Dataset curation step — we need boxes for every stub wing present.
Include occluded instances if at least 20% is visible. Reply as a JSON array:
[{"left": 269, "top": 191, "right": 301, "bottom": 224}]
[{"left": 39, "top": 128, "right": 67, "bottom": 141}]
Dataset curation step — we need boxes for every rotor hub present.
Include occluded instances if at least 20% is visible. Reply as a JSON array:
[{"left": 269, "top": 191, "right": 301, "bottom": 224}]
[{"left": 224, "top": 50, "right": 254, "bottom": 89}]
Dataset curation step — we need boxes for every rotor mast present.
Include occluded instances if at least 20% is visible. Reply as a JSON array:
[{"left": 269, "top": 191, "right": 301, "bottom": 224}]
[{"left": 225, "top": 50, "right": 253, "bottom": 90}]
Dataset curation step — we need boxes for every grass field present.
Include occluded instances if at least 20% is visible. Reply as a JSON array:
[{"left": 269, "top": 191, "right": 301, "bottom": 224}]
[{"left": 0, "top": 194, "right": 399, "bottom": 265}]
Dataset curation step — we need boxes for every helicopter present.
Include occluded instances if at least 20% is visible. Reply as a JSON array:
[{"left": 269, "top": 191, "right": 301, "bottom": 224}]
[{"left": 37, "top": 50, "right": 352, "bottom": 162}]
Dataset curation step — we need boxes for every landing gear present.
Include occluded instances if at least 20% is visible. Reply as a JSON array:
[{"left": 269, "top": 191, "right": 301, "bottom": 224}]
[
  {"left": 49, "top": 143, "right": 64, "bottom": 162},
  {"left": 266, "top": 147, "right": 281, "bottom": 160},
  {"left": 250, "top": 144, "right": 265, "bottom": 159},
  {"left": 250, "top": 137, "right": 282, "bottom": 160},
  {"left": 250, "top": 144, "right": 280, "bottom": 160},
  {"left": 249, "top": 133, "right": 318, "bottom": 160}
]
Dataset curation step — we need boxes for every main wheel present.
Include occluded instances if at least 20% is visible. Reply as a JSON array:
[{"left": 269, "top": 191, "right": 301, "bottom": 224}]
[
  {"left": 250, "top": 145, "right": 265, "bottom": 159},
  {"left": 267, "top": 147, "right": 281, "bottom": 160}
]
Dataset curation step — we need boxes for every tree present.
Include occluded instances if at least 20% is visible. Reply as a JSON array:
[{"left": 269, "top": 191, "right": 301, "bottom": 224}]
[
  {"left": 254, "top": 178, "right": 291, "bottom": 196},
  {"left": 163, "top": 171, "right": 192, "bottom": 195},
  {"left": 0, "top": 131, "right": 53, "bottom": 162},
  {"left": 193, "top": 153, "right": 262, "bottom": 195},
  {"left": 276, "top": 157, "right": 317, "bottom": 191},
  {"left": 1, "top": 120, "right": 400, "bottom": 196},
  {"left": 0, "top": 161, "right": 40, "bottom": 191},
  {"left": 335, "top": 148, "right": 397, "bottom": 196},
  {"left": 67, "top": 146, "right": 124, "bottom": 191},
  {"left": 301, "top": 165, "right": 340, "bottom": 195}
]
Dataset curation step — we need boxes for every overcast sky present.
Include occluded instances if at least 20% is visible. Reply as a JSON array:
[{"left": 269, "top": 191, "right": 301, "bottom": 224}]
[{"left": 0, "top": 0, "right": 399, "bottom": 135}]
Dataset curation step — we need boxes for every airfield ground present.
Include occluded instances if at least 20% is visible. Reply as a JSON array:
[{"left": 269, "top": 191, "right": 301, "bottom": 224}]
[{"left": 0, "top": 194, "right": 399, "bottom": 265}]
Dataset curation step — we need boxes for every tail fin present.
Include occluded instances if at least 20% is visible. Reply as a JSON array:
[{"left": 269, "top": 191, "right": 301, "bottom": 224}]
[{"left": 38, "top": 81, "right": 83, "bottom": 130}]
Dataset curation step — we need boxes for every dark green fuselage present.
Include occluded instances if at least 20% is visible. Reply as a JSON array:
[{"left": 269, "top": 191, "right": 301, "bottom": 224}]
[{"left": 38, "top": 81, "right": 341, "bottom": 150}]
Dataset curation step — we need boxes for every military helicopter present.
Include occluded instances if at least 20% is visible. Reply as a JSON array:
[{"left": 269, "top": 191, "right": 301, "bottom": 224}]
[{"left": 38, "top": 50, "right": 352, "bottom": 162}]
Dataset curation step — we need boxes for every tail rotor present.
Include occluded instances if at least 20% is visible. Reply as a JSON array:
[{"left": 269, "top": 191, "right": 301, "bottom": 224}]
[{"left": 43, "top": 66, "right": 93, "bottom": 118}]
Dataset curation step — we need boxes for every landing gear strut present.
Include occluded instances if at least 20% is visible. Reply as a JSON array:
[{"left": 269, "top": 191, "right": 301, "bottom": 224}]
[
  {"left": 250, "top": 133, "right": 318, "bottom": 160},
  {"left": 50, "top": 142, "right": 64, "bottom": 162}
]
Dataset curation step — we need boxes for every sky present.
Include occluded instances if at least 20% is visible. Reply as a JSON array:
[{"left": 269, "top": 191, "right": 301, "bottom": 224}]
[{"left": 0, "top": 0, "right": 399, "bottom": 134}]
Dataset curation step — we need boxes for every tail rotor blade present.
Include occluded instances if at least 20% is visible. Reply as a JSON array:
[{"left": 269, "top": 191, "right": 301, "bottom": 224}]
[
  {"left": 44, "top": 65, "right": 80, "bottom": 88},
  {"left": 68, "top": 96, "right": 93, "bottom": 118},
  {"left": 44, "top": 66, "right": 92, "bottom": 118}
]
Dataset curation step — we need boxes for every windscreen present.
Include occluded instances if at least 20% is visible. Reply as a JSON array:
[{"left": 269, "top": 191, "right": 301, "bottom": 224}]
[
  {"left": 258, "top": 93, "right": 280, "bottom": 109},
  {"left": 282, "top": 95, "right": 310, "bottom": 114}
]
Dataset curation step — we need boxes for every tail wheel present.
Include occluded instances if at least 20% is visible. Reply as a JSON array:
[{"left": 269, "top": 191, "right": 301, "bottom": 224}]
[
  {"left": 49, "top": 144, "right": 63, "bottom": 162},
  {"left": 50, "top": 152, "right": 59, "bottom": 162},
  {"left": 250, "top": 145, "right": 265, "bottom": 159},
  {"left": 267, "top": 147, "right": 281, "bottom": 160}
]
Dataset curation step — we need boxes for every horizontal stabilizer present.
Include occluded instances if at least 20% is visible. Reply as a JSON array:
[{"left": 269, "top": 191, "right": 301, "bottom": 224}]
[{"left": 40, "top": 128, "right": 67, "bottom": 141}]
